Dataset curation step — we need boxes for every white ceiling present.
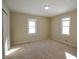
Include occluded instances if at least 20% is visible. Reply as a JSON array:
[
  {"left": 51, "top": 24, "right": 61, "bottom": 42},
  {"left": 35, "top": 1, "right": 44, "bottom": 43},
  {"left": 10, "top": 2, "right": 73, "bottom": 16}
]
[{"left": 3, "top": 0, "right": 77, "bottom": 17}]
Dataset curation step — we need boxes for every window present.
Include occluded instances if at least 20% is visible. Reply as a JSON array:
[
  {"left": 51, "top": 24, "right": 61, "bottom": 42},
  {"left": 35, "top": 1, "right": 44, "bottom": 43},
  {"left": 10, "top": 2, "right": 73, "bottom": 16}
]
[
  {"left": 62, "top": 17, "right": 70, "bottom": 35},
  {"left": 28, "top": 19, "right": 36, "bottom": 34}
]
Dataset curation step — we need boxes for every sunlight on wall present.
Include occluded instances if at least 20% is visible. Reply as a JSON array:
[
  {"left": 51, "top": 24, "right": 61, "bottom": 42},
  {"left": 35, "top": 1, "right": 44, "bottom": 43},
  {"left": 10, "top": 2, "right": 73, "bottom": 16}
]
[
  {"left": 65, "top": 52, "right": 77, "bottom": 59},
  {"left": 5, "top": 48, "right": 20, "bottom": 55},
  {"left": 62, "top": 17, "right": 70, "bottom": 35}
]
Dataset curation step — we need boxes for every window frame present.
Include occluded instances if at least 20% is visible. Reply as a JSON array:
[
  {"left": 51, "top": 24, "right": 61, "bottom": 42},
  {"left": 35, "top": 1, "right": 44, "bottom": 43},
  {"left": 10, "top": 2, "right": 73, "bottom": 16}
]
[
  {"left": 28, "top": 18, "right": 37, "bottom": 34},
  {"left": 61, "top": 17, "right": 71, "bottom": 35}
]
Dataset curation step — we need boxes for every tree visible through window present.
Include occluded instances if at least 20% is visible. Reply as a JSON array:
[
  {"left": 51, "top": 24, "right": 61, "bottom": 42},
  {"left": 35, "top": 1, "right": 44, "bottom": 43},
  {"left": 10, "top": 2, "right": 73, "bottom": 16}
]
[{"left": 62, "top": 17, "right": 70, "bottom": 35}]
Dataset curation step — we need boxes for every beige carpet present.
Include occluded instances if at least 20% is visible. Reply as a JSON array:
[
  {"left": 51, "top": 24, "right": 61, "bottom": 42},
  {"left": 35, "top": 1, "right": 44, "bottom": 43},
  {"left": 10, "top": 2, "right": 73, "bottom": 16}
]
[{"left": 5, "top": 40, "right": 77, "bottom": 59}]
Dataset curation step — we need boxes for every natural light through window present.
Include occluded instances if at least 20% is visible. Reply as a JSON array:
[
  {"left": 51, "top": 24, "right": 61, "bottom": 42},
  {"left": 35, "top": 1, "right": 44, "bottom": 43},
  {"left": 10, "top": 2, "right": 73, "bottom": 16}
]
[
  {"left": 28, "top": 19, "right": 36, "bottom": 34},
  {"left": 65, "top": 52, "right": 77, "bottom": 59},
  {"left": 62, "top": 17, "right": 70, "bottom": 35}
]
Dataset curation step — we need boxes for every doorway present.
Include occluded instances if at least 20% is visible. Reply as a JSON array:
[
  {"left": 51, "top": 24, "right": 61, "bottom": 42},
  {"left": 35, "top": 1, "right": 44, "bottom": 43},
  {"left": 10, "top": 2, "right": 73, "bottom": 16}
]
[{"left": 2, "top": 9, "right": 8, "bottom": 55}]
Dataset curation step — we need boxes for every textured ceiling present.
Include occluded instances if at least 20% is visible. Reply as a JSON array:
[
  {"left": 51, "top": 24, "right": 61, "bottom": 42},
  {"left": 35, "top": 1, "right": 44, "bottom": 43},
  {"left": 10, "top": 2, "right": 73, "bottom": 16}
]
[{"left": 3, "top": 0, "right": 77, "bottom": 17}]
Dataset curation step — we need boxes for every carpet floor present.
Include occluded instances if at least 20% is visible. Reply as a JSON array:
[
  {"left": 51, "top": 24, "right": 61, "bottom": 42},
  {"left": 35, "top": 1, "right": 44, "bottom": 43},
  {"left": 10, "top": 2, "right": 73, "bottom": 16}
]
[{"left": 5, "top": 40, "right": 77, "bottom": 59}]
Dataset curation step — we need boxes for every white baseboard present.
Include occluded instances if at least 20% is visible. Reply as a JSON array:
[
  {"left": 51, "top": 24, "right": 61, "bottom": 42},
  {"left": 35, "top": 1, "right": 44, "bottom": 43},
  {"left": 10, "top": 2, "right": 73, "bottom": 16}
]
[
  {"left": 12, "top": 38, "right": 48, "bottom": 46},
  {"left": 52, "top": 39, "right": 77, "bottom": 48}
]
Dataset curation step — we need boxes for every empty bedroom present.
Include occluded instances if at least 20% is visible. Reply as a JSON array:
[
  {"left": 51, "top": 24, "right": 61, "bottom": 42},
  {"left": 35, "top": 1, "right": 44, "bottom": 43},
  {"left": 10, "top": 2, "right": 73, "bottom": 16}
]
[{"left": 2, "top": 0, "right": 77, "bottom": 59}]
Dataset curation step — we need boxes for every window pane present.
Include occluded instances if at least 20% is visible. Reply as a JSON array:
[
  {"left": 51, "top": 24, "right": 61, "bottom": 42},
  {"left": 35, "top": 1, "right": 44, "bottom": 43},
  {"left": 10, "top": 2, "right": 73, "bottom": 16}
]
[
  {"left": 28, "top": 20, "right": 36, "bottom": 34},
  {"left": 29, "top": 27, "right": 35, "bottom": 33},
  {"left": 62, "top": 27, "right": 69, "bottom": 35},
  {"left": 62, "top": 17, "right": 70, "bottom": 35},
  {"left": 62, "top": 20, "right": 70, "bottom": 26},
  {"left": 29, "top": 21, "right": 35, "bottom": 26}
]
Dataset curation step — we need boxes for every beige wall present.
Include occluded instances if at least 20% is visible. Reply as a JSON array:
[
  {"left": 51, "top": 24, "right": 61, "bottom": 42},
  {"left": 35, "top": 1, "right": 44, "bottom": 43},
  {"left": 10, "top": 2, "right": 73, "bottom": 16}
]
[
  {"left": 51, "top": 10, "right": 77, "bottom": 47},
  {"left": 10, "top": 12, "right": 50, "bottom": 45},
  {"left": 10, "top": 10, "right": 77, "bottom": 47}
]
